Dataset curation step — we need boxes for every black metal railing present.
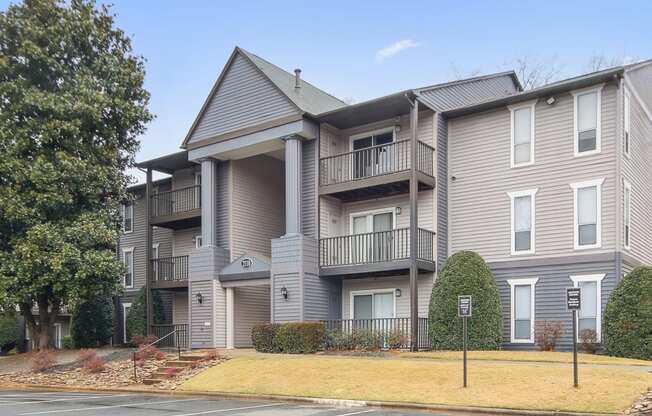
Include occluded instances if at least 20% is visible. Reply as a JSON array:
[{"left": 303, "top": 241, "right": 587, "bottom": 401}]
[
  {"left": 322, "top": 318, "right": 430, "bottom": 350},
  {"left": 151, "top": 185, "right": 200, "bottom": 218},
  {"left": 150, "top": 324, "right": 189, "bottom": 349},
  {"left": 319, "top": 140, "right": 435, "bottom": 186},
  {"left": 319, "top": 228, "right": 435, "bottom": 267},
  {"left": 151, "top": 255, "right": 189, "bottom": 282}
]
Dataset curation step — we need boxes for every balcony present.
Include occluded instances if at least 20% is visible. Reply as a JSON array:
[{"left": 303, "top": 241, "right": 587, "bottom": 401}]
[
  {"left": 151, "top": 255, "right": 189, "bottom": 289},
  {"left": 319, "top": 140, "right": 436, "bottom": 202},
  {"left": 150, "top": 185, "right": 201, "bottom": 229},
  {"left": 319, "top": 228, "right": 436, "bottom": 277}
]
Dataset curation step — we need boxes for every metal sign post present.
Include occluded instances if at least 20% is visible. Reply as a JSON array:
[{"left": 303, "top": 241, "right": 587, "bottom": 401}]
[
  {"left": 566, "top": 287, "right": 581, "bottom": 388},
  {"left": 458, "top": 295, "right": 472, "bottom": 388}
]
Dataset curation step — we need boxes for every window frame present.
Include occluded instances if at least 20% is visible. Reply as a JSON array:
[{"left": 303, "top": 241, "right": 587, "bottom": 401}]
[
  {"left": 122, "top": 302, "right": 132, "bottom": 344},
  {"left": 570, "top": 178, "right": 605, "bottom": 250},
  {"left": 570, "top": 274, "right": 605, "bottom": 342},
  {"left": 121, "top": 202, "right": 134, "bottom": 234},
  {"left": 122, "top": 247, "right": 135, "bottom": 289},
  {"left": 508, "top": 189, "right": 538, "bottom": 256},
  {"left": 349, "top": 207, "right": 397, "bottom": 235},
  {"left": 623, "top": 179, "right": 632, "bottom": 250},
  {"left": 348, "top": 288, "right": 397, "bottom": 320},
  {"left": 624, "top": 88, "right": 631, "bottom": 159},
  {"left": 572, "top": 85, "right": 603, "bottom": 157},
  {"left": 507, "top": 278, "right": 538, "bottom": 344},
  {"left": 508, "top": 100, "right": 537, "bottom": 168},
  {"left": 349, "top": 126, "right": 396, "bottom": 151}
]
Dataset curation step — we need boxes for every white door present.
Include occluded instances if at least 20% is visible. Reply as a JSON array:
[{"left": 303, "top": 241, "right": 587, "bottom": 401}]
[
  {"left": 352, "top": 215, "right": 370, "bottom": 263},
  {"left": 54, "top": 324, "right": 62, "bottom": 349}
]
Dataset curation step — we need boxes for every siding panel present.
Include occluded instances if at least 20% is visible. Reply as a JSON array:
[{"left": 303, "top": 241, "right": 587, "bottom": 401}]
[{"left": 234, "top": 286, "right": 270, "bottom": 347}]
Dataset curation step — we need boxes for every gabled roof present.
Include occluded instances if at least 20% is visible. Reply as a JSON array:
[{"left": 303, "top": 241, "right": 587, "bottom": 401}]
[{"left": 181, "top": 47, "right": 346, "bottom": 148}]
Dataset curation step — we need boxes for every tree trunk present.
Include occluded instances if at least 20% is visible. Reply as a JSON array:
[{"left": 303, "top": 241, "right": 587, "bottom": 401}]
[{"left": 19, "top": 296, "right": 61, "bottom": 350}]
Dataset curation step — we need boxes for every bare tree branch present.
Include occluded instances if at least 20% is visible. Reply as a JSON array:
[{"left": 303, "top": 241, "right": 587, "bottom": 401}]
[{"left": 512, "top": 56, "right": 563, "bottom": 90}]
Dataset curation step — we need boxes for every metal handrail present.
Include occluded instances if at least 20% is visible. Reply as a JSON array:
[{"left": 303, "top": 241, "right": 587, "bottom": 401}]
[{"left": 132, "top": 329, "right": 181, "bottom": 382}]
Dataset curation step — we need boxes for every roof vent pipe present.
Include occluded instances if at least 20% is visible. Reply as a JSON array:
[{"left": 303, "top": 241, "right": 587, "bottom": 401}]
[{"left": 294, "top": 68, "right": 301, "bottom": 89}]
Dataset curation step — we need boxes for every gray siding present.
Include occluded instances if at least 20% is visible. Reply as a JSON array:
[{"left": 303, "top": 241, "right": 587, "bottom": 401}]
[
  {"left": 621, "top": 79, "right": 652, "bottom": 265},
  {"left": 302, "top": 139, "right": 318, "bottom": 238},
  {"left": 491, "top": 257, "right": 617, "bottom": 351},
  {"left": 448, "top": 83, "right": 619, "bottom": 262},
  {"left": 230, "top": 155, "right": 285, "bottom": 259},
  {"left": 173, "top": 292, "right": 189, "bottom": 324},
  {"left": 189, "top": 280, "right": 214, "bottom": 348},
  {"left": 173, "top": 226, "right": 201, "bottom": 257},
  {"left": 234, "top": 286, "right": 270, "bottom": 347},
  {"left": 172, "top": 167, "right": 200, "bottom": 190},
  {"left": 303, "top": 273, "right": 332, "bottom": 320},
  {"left": 187, "top": 53, "right": 300, "bottom": 145},
  {"left": 217, "top": 161, "right": 231, "bottom": 249}
]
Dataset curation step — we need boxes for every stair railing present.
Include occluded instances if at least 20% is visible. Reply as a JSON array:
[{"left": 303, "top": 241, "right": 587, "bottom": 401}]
[{"left": 131, "top": 329, "right": 180, "bottom": 382}]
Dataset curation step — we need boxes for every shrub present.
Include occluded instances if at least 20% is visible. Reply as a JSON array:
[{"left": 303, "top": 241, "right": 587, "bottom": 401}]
[
  {"left": 252, "top": 322, "right": 325, "bottom": 353},
  {"left": 325, "top": 330, "right": 354, "bottom": 351},
  {"left": 155, "top": 350, "right": 167, "bottom": 361},
  {"left": 131, "top": 334, "right": 158, "bottom": 346},
  {"left": 78, "top": 348, "right": 97, "bottom": 364},
  {"left": 126, "top": 288, "right": 164, "bottom": 344},
  {"left": 164, "top": 367, "right": 180, "bottom": 378},
  {"left": 135, "top": 344, "right": 163, "bottom": 361},
  {"left": 0, "top": 314, "right": 20, "bottom": 355},
  {"left": 534, "top": 321, "right": 564, "bottom": 351},
  {"left": 604, "top": 266, "right": 652, "bottom": 360},
  {"left": 204, "top": 349, "right": 219, "bottom": 361},
  {"left": 579, "top": 329, "right": 598, "bottom": 354},
  {"left": 252, "top": 324, "right": 281, "bottom": 353},
  {"left": 70, "top": 296, "right": 114, "bottom": 348},
  {"left": 82, "top": 356, "right": 105, "bottom": 373},
  {"left": 429, "top": 251, "right": 503, "bottom": 350},
  {"left": 61, "top": 336, "right": 74, "bottom": 350},
  {"left": 31, "top": 349, "right": 56, "bottom": 372},
  {"left": 351, "top": 329, "right": 383, "bottom": 351},
  {"left": 386, "top": 330, "right": 408, "bottom": 350}
]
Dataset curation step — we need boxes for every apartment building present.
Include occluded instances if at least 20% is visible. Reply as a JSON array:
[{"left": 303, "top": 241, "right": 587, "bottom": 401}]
[{"left": 117, "top": 47, "right": 652, "bottom": 351}]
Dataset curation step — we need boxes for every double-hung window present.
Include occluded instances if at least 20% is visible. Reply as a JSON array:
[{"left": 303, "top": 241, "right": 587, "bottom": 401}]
[
  {"left": 509, "top": 101, "right": 536, "bottom": 167},
  {"left": 508, "top": 278, "right": 538, "bottom": 343},
  {"left": 624, "top": 89, "right": 631, "bottom": 157},
  {"left": 508, "top": 189, "right": 537, "bottom": 255},
  {"left": 624, "top": 180, "right": 632, "bottom": 249},
  {"left": 122, "top": 202, "right": 133, "bottom": 233},
  {"left": 573, "top": 86, "right": 603, "bottom": 156},
  {"left": 122, "top": 247, "right": 134, "bottom": 289},
  {"left": 570, "top": 274, "right": 605, "bottom": 342},
  {"left": 571, "top": 178, "right": 604, "bottom": 249}
]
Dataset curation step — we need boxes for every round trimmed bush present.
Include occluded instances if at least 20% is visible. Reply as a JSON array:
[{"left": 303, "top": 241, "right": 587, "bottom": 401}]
[
  {"left": 604, "top": 266, "right": 652, "bottom": 360},
  {"left": 429, "top": 251, "right": 503, "bottom": 350},
  {"left": 0, "top": 314, "right": 20, "bottom": 355},
  {"left": 126, "top": 288, "right": 165, "bottom": 344},
  {"left": 70, "top": 296, "right": 114, "bottom": 348}
]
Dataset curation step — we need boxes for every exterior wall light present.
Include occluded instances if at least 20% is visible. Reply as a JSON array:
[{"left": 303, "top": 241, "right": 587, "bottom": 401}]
[
  {"left": 196, "top": 292, "right": 203, "bottom": 305},
  {"left": 395, "top": 288, "right": 402, "bottom": 297},
  {"left": 395, "top": 206, "right": 402, "bottom": 215},
  {"left": 280, "top": 287, "right": 288, "bottom": 300}
]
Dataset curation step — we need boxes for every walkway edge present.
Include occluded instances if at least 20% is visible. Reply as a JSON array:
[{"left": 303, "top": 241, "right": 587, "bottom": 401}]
[{"left": 0, "top": 384, "right": 618, "bottom": 416}]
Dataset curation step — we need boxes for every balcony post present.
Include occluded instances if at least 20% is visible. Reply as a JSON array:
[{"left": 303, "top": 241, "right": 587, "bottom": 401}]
[
  {"left": 283, "top": 135, "right": 302, "bottom": 236},
  {"left": 145, "top": 167, "right": 153, "bottom": 335},
  {"left": 409, "top": 98, "right": 419, "bottom": 351},
  {"left": 200, "top": 158, "right": 217, "bottom": 246}
]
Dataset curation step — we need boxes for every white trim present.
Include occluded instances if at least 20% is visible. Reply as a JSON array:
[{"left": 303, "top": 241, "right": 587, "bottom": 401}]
[
  {"left": 349, "top": 126, "right": 396, "bottom": 148},
  {"left": 349, "top": 207, "right": 397, "bottom": 235},
  {"left": 152, "top": 243, "right": 160, "bottom": 258},
  {"left": 194, "top": 234, "right": 203, "bottom": 249},
  {"left": 121, "top": 202, "right": 133, "bottom": 234},
  {"left": 349, "top": 288, "right": 397, "bottom": 319},
  {"left": 624, "top": 78, "right": 652, "bottom": 124},
  {"left": 122, "top": 302, "right": 132, "bottom": 343},
  {"left": 508, "top": 99, "right": 537, "bottom": 168},
  {"left": 623, "top": 179, "right": 632, "bottom": 250},
  {"left": 572, "top": 84, "right": 604, "bottom": 158},
  {"left": 570, "top": 274, "right": 605, "bottom": 342},
  {"left": 507, "top": 278, "right": 538, "bottom": 344},
  {"left": 624, "top": 88, "right": 631, "bottom": 159},
  {"left": 121, "top": 247, "right": 135, "bottom": 289},
  {"left": 507, "top": 189, "right": 538, "bottom": 256},
  {"left": 570, "top": 178, "right": 605, "bottom": 250},
  {"left": 54, "top": 323, "right": 62, "bottom": 349}
]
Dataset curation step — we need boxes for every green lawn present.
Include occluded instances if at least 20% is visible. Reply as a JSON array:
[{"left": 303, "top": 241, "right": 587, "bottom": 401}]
[{"left": 181, "top": 353, "right": 651, "bottom": 414}]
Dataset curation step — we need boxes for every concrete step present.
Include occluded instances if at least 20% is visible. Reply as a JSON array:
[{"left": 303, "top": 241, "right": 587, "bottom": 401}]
[
  {"left": 165, "top": 360, "right": 195, "bottom": 367},
  {"left": 142, "top": 378, "right": 162, "bottom": 385},
  {"left": 177, "top": 355, "right": 205, "bottom": 362}
]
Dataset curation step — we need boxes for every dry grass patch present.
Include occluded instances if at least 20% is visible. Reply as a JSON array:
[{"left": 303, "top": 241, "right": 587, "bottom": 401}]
[
  {"left": 401, "top": 350, "right": 652, "bottom": 366},
  {"left": 181, "top": 355, "right": 651, "bottom": 414}
]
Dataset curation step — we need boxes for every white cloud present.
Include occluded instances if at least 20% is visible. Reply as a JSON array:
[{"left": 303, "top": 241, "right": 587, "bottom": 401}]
[{"left": 375, "top": 39, "right": 419, "bottom": 62}]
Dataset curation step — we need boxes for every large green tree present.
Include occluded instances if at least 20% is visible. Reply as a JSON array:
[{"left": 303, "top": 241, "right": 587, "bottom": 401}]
[{"left": 0, "top": 0, "right": 152, "bottom": 349}]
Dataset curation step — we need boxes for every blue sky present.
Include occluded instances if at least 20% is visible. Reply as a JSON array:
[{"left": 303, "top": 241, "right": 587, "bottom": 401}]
[{"left": 2, "top": 1, "right": 651, "bottom": 182}]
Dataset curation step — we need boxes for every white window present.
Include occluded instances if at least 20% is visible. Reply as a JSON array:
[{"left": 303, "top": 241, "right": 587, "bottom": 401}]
[
  {"left": 624, "top": 89, "right": 631, "bottom": 158},
  {"left": 508, "top": 189, "right": 537, "bottom": 255},
  {"left": 570, "top": 274, "right": 605, "bottom": 342},
  {"left": 624, "top": 180, "right": 632, "bottom": 249},
  {"left": 195, "top": 235, "right": 203, "bottom": 249},
  {"left": 571, "top": 178, "right": 604, "bottom": 250},
  {"left": 121, "top": 202, "right": 133, "bottom": 233},
  {"left": 573, "top": 85, "right": 603, "bottom": 156},
  {"left": 509, "top": 100, "right": 536, "bottom": 167},
  {"left": 350, "top": 289, "right": 396, "bottom": 320},
  {"left": 122, "top": 303, "right": 132, "bottom": 343},
  {"left": 122, "top": 247, "right": 134, "bottom": 289},
  {"left": 508, "top": 278, "right": 538, "bottom": 343}
]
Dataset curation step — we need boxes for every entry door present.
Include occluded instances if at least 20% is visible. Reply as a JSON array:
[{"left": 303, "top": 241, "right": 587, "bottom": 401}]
[
  {"left": 352, "top": 215, "right": 370, "bottom": 264},
  {"left": 352, "top": 130, "right": 394, "bottom": 179},
  {"left": 372, "top": 212, "right": 393, "bottom": 262}
]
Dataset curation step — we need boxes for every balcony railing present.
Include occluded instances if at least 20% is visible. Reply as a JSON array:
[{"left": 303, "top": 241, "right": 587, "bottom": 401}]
[
  {"left": 319, "top": 228, "right": 435, "bottom": 267},
  {"left": 319, "top": 140, "right": 435, "bottom": 186},
  {"left": 151, "top": 255, "right": 189, "bottom": 282},
  {"left": 322, "top": 318, "right": 431, "bottom": 350},
  {"left": 151, "top": 185, "right": 200, "bottom": 218}
]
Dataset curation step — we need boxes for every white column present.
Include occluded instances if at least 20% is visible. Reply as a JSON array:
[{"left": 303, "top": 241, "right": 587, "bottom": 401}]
[
  {"left": 284, "top": 136, "right": 302, "bottom": 236},
  {"left": 200, "top": 158, "right": 217, "bottom": 247},
  {"left": 225, "top": 287, "right": 235, "bottom": 349}
]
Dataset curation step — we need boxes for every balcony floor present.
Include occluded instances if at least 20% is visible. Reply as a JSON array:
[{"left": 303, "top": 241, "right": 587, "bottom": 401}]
[
  {"left": 320, "top": 259, "right": 436, "bottom": 278},
  {"left": 320, "top": 171, "right": 435, "bottom": 202},
  {"left": 150, "top": 208, "right": 201, "bottom": 229}
]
